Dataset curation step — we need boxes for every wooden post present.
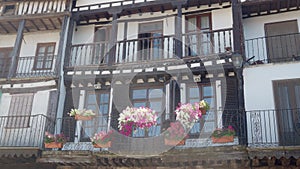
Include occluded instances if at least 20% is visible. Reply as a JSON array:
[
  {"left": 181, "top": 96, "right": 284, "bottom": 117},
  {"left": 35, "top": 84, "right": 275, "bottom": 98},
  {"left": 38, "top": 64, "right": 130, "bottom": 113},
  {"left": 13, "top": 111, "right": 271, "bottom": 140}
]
[
  {"left": 232, "top": 0, "right": 244, "bottom": 58},
  {"left": 108, "top": 8, "right": 121, "bottom": 66},
  {"left": 172, "top": 1, "right": 186, "bottom": 59},
  {"left": 8, "top": 19, "right": 25, "bottom": 79},
  {"left": 63, "top": 18, "right": 75, "bottom": 68}
]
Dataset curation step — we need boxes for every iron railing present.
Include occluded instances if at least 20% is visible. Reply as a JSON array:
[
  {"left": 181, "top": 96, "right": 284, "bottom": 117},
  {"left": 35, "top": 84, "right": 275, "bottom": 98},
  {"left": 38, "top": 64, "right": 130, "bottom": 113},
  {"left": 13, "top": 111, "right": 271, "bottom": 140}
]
[
  {"left": 0, "top": 0, "right": 69, "bottom": 16},
  {"left": 2, "top": 109, "right": 298, "bottom": 149},
  {"left": 247, "top": 109, "right": 300, "bottom": 147},
  {"left": 245, "top": 33, "right": 300, "bottom": 64},
  {"left": 0, "top": 114, "right": 54, "bottom": 148},
  {"left": 68, "top": 28, "right": 233, "bottom": 67}
]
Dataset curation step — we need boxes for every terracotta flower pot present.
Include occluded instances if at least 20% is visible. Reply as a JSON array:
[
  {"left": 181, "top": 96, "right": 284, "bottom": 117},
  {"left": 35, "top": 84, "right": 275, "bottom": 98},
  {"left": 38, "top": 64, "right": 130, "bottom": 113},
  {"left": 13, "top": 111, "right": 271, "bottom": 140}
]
[
  {"left": 44, "top": 142, "right": 63, "bottom": 148},
  {"left": 93, "top": 141, "right": 112, "bottom": 148},
  {"left": 211, "top": 135, "right": 234, "bottom": 143},
  {"left": 75, "top": 114, "right": 94, "bottom": 121},
  {"left": 164, "top": 138, "right": 185, "bottom": 146}
]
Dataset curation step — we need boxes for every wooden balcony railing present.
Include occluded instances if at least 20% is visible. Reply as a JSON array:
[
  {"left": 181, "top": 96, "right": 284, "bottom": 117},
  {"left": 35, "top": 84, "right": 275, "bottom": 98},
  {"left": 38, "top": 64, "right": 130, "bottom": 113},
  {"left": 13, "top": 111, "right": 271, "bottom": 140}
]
[
  {"left": 68, "top": 28, "right": 233, "bottom": 67},
  {"left": 0, "top": 55, "right": 58, "bottom": 79},
  {"left": 0, "top": 114, "right": 54, "bottom": 149},
  {"left": 0, "top": 0, "right": 69, "bottom": 16},
  {"left": 245, "top": 32, "right": 300, "bottom": 64}
]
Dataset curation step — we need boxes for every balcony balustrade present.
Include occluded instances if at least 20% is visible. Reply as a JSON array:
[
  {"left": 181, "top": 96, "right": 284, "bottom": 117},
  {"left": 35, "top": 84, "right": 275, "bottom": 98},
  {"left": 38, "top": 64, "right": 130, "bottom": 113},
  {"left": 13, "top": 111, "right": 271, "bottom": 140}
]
[
  {"left": 0, "top": 109, "right": 299, "bottom": 150},
  {"left": 245, "top": 33, "right": 300, "bottom": 64},
  {"left": 0, "top": 55, "right": 57, "bottom": 79},
  {"left": 67, "top": 28, "right": 233, "bottom": 68}
]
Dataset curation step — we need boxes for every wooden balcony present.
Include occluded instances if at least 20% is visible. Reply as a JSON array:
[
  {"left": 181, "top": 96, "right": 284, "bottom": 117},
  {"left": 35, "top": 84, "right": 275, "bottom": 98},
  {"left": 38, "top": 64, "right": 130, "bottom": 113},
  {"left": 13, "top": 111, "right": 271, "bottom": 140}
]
[
  {"left": 0, "top": 0, "right": 70, "bottom": 34},
  {"left": 0, "top": 55, "right": 58, "bottom": 79},
  {"left": 67, "top": 28, "right": 233, "bottom": 69}
]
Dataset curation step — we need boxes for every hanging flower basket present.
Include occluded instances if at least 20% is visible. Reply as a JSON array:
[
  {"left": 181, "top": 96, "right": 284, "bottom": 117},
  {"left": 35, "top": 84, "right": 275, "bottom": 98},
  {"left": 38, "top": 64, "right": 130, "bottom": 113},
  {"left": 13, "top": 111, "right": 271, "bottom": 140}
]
[
  {"left": 44, "top": 142, "right": 63, "bottom": 148},
  {"left": 69, "top": 109, "right": 95, "bottom": 121},
  {"left": 75, "top": 114, "right": 94, "bottom": 121},
  {"left": 164, "top": 138, "right": 185, "bottom": 146},
  {"left": 93, "top": 141, "right": 112, "bottom": 148},
  {"left": 211, "top": 135, "right": 234, "bottom": 143},
  {"left": 200, "top": 108, "right": 206, "bottom": 115}
]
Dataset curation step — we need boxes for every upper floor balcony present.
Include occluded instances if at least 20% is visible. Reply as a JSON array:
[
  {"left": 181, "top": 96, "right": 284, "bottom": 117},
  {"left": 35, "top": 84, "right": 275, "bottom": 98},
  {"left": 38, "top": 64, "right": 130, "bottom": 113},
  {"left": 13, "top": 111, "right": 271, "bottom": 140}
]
[
  {"left": 0, "top": 55, "right": 58, "bottom": 80},
  {"left": 245, "top": 32, "right": 300, "bottom": 64},
  {"left": 66, "top": 28, "right": 234, "bottom": 70},
  {"left": 0, "top": 0, "right": 70, "bottom": 34}
]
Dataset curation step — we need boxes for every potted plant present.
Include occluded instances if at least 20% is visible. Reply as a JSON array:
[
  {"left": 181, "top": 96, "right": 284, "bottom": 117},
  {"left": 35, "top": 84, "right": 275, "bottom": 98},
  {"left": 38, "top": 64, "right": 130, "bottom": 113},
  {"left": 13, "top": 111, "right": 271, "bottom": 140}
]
[
  {"left": 69, "top": 108, "right": 96, "bottom": 121},
  {"left": 199, "top": 100, "right": 210, "bottom": 115},
  {"left": 118, "top": 106, "right": 158, "bottom": 136},
  {"left": 211, "top": 125, "right": 235, "bottom": 143},
  {"left": 90, "top": 130, "right": 114, "bottom": 148},
  {"left": 164, "top": 121, "right": 187, "bottom": 146},
  {"left": 44, "top": 132, "right": 67, "bottom": 148}
]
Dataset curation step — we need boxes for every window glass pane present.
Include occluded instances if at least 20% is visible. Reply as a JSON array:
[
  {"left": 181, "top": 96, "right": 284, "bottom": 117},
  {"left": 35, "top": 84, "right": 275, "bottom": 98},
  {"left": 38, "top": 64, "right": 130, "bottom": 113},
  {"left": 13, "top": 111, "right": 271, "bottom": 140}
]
[
  {"left": 38, "top": 46, "right": 46, "bottom": 53},
  {"left": 134, "top": 102, "right": 146, "bottom": 107},
  {"left": 150, "top": 101, "right": 162, "bottom": 112},
  {"left": 200, "top": 16, "right": 210, "bottom": 29},
  {"left": 133, "top": 89, "right": 147, "bottom": 99},
  {"left": 149, "top": 88, "right": 163, "bottom": 98},
  {"left": 99, "top": 105, "right": 109, "bottom": 115},
  {"left": 187, "top": 17, "right": 197, "bottom": 32},
  {"left": 100, "top": 93, "right": 109, "bottom": 103},
  {"left": 203, "top": 86, "right": 213, "bottom": 97},
  {"left": 47, "top": 46, "right": 55, "bottom": 53},
  {"left": 190, "top": 99, "right": 200, "bottom": 104},
  {"left": 189, "top": 87, "right": 199, "bottom": 98},
  {"left": 205, "top": 98, "right": 214, "bottom": 109},
  {"left": 88, "top": 94, "right": 96, "bottom": 104}
]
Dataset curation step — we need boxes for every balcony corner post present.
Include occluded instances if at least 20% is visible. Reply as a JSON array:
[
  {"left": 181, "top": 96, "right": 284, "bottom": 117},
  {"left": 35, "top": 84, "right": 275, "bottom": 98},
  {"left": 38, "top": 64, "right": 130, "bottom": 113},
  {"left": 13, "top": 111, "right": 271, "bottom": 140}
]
[
  {"left": 232, "top": 0, "right": 245, "bottom": 58},
  {"left": 108, "top": 8, "right": 122, "bottom": 66},
  {"left": 172, "top": 0, "right": 187, "bottom": 59},
  {"left": 8, "top": 19, "right": 26, "bottom": 79}
]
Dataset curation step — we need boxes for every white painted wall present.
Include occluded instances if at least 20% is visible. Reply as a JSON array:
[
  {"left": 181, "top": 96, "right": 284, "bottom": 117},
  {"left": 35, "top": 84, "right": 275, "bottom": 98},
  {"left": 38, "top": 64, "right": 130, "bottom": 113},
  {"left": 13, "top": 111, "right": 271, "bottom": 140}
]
[
  {"left": 244, "top": 62, "right": 300, "bottom": 110},
  {"left": 0, "top": 34, "right": 16, "bottom": 47},
  {"left": 21, "top": 31, "right": 60, "bottom": 57}
]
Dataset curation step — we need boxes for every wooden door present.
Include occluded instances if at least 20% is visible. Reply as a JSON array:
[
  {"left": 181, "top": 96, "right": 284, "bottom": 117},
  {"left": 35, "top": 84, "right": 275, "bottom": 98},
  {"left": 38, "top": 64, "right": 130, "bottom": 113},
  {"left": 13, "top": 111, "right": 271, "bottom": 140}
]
[
  {"left": 273, "top": 79, "right": 300, "bottom": 145},
  {"left": 265, "top": 20, "right": 300, "bottom": 62}
]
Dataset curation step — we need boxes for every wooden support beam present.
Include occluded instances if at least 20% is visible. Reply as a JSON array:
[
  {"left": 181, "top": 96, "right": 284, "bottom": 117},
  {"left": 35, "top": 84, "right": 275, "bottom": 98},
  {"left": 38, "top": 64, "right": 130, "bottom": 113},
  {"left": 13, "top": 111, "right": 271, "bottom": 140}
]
[
  {"left": 29, "top": 19, "right": 41, "bottom": 31},
  {"left": 48, "top": 18, "right": 57, "bottom": 29},
  {"left": 40, "top": 19, "right": 49, "bottom": 30},
  {"left": 232, "top": 0, "right": 244, "bottom": 57},
  {"left": 8, "top": 20, "right": 25, "bottom": 79},
  {"left": 7, "top": 21, "right": 18, "bottom": 32},
  {"left": 0, "top": 23, "right": 9, "bottom": 33}
]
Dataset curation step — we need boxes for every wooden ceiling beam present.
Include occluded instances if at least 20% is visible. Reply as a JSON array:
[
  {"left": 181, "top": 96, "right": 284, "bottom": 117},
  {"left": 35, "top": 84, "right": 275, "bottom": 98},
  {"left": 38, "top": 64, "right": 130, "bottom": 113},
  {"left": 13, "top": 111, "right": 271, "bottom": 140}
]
[
  {"left": 7, "top": 21, "right": 17, "bottom": 32},
  {"left": 39, "top": 19, "right": 49, "bottom": 30},
  {"left": 0, "top": 23, "right": 9, "bottom": 33},
  {"left": 48, "top": 18, "right": 57, "bottom": 29},
  {"left": 28, "top": 20, "right": 39, "bottom": 30}
]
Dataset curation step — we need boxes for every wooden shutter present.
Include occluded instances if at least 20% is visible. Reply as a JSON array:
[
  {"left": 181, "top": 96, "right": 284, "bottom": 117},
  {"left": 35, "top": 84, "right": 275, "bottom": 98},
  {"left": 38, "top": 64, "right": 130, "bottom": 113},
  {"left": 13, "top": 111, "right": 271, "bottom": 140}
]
[{"left": 6, "top": 93, "right": 34, "bottom": 128}]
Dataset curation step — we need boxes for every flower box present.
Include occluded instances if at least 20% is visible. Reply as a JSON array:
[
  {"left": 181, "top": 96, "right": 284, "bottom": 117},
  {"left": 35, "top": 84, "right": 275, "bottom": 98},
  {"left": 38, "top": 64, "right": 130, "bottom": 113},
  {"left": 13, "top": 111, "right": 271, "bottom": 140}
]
[
  {"left": 164, "top": 138, "right": 185, "bottom": 146},
  {"left": 44, "top": 142, "right": 63, "bottom": 148},
  {"left": 75, "top": 114, "right": 94, "bottom": 121},
  {"left": 93, "top": 141, "right": 112, "bottom": 148},
  {"left": 211, "top": 135, "right": 234, "bottom": 143}
]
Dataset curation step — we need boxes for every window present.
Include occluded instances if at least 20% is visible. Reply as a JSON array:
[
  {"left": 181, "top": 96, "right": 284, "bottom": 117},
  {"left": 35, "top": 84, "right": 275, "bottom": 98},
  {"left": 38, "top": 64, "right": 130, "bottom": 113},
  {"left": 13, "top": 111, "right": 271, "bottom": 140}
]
[
  {"left": 34, "top": 43, "right": 55, "bottom": 70},
  {"left": 131, "top": 87, "right": 164, "bottom": 137},
  {"left": 265, "top": 20, "right": 300, "bottom": 62},
  {"left": 138, "top": 21, "right": 163, "bottom": 61},
  {"left": 6, "top": 93, "right": 34, "bottom": 128},
  {"left": 273, "top": 79, "right": 300, "bottom": 145},
  {"left": 186, "top": 84, "right": 215, "bottom": 136},
  {"left": 0, "top": 47, "right": 13, "bottom": 78},
  {"left": 81, "top": 91, "right": 110, "bottom": 140},
  {"left": 186, "top": 13, "right": 212, "bottom": 56}
]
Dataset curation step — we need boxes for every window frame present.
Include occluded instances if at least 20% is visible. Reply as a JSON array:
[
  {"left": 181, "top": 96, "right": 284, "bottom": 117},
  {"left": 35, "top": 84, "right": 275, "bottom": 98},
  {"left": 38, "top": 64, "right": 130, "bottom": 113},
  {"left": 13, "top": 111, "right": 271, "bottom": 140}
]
[
  {"left": 33, "top": 42, "right": 56, "bottom": 70},
  {"left": 130, "top": 86, "right": 165, "bottom": 137}
]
